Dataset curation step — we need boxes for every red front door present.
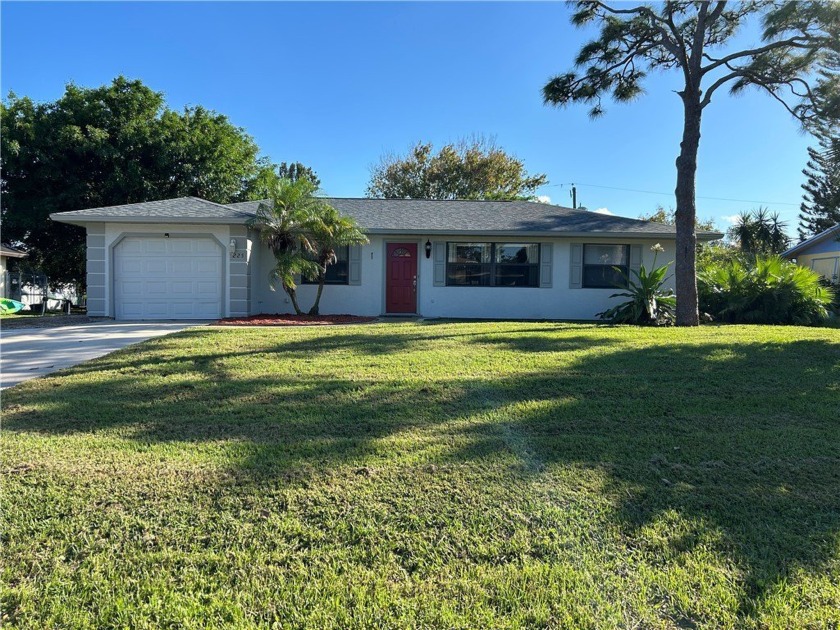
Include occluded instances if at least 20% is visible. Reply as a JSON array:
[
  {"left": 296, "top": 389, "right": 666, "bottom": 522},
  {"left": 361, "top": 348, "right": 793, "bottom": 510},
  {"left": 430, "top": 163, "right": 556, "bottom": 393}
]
[{"left": 386, "top": 242, "right": 418, "bottom": 313}]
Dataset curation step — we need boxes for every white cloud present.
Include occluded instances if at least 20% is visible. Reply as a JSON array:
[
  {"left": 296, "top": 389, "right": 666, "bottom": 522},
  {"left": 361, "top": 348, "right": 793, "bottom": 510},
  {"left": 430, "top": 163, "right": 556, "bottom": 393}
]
[
  {"left": 536, "top": 195, "right": 551, "bottom": 204},
  {"left": 592, "top": 207, "right": 614, "bottom": 215},
  {"left": 721, "top": 214, "right": 740, "bottom": 225}
]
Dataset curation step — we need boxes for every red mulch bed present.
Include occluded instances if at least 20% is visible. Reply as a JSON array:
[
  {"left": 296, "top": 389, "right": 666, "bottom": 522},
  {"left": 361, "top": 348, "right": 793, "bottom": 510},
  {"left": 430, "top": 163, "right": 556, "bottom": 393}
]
[{"left": 215, "top": 314, "right": 377, "bottom": 326}]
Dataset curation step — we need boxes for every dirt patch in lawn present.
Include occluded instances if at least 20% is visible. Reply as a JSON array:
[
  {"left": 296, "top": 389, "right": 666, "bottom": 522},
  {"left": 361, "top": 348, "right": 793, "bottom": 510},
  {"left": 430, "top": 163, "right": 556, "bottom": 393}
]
[
  {"left": 0, "top": 315, "right": 94, "bottom": 330},
  {"left": 215, "top": 314, "right": 377, "bottom": 326}
]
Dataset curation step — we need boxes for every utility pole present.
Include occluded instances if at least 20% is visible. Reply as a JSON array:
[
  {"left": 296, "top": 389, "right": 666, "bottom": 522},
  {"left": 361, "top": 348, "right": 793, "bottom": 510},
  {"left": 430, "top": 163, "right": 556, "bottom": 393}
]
[{"left": 570, "top": 184, "right": 577, "bottom": 209}]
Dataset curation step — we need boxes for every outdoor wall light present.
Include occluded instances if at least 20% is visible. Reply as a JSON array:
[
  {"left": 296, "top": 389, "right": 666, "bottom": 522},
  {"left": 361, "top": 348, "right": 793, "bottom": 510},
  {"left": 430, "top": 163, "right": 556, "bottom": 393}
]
[
  {"left": 425, "top": 240, "right": 432, "bottom": 259},
  {"left": 229, "top": 238, "right": 237, "bottom": 253}
]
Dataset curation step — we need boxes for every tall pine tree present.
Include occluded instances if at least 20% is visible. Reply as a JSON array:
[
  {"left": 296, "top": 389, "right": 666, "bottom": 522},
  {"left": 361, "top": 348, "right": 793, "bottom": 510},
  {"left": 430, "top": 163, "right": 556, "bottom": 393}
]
[{"left": 799, "top": 126, "right": 840, "bottom": 240}]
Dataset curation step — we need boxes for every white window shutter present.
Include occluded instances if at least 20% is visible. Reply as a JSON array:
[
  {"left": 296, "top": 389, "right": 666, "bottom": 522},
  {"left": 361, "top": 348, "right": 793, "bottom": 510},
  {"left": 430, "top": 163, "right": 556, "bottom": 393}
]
[
  {"left": 569, "top": 243, "right": 583, "bottom": 289},
  {"left": 540, "top": 243, "right": 553, "bottom": 288}
]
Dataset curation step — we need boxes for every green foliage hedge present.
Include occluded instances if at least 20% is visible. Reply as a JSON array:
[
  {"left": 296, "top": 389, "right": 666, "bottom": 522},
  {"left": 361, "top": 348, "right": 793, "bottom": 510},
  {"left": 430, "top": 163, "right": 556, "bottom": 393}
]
[{"left": 698, "top": 255, "right": 835, "bottom": 325}]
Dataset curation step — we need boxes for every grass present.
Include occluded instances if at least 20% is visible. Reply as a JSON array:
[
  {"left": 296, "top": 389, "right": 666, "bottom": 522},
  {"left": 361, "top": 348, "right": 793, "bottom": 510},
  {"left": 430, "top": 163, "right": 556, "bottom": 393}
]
[{"left": 2, "top": 321, "right": 839, "bottom": 629}]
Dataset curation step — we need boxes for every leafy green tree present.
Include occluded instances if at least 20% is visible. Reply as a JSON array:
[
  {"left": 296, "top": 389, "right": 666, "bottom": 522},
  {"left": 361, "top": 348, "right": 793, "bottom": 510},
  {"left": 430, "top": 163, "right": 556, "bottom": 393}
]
[
  {"left": 306, "top": 206, "right": 367, "bottom": 315},
  {"left": 799, "top": 124, "right": 840, "bottom": 239},
  {"left": 640, "top": 204, "right": 717, "bottom": 232},
  {"left": 240, "top": 162, "right": 321, "bottom": 201},
  {"left": 729, "top": 208, "right": 791, "bottom": 256},
  {"left": 277, "top": 162, "right": 321, "bottom": 188},
  {"left": 543, "top": 1, "right": 840, "bottom": 326},
  {"left": 367, "top": 137, "right": 548, "bottom": 200},
  {"left": 1, "top": 76, "right": 273, "bottom": 289}
]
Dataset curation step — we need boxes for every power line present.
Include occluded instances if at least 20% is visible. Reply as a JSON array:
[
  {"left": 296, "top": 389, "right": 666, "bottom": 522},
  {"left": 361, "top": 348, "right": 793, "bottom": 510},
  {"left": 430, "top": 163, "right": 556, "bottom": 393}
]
[{"left": 548, "top": 182, "right": 799, "bottom": 207}]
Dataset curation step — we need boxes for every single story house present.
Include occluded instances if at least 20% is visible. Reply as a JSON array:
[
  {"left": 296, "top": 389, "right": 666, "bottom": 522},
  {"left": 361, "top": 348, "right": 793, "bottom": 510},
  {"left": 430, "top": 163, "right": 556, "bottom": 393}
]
[
  {"left": 50, "top": 197, "right": 721, "bottom": 321},
  {"left": 782, "top": 223, "right": 840, "bottom": 285},
  {"left": 0, "top": 243, "right": 27, "bottom": 298}
]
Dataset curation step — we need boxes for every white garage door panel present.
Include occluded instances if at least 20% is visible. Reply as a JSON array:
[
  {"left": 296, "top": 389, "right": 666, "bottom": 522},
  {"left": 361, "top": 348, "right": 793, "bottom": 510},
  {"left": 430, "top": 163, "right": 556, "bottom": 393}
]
[{"left": 114, "top": 237, "right": 223, "bottom": 320}]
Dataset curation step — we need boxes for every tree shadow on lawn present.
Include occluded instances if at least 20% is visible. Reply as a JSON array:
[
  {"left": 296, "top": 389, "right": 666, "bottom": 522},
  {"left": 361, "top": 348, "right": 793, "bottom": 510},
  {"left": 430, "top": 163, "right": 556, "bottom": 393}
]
[
  {"left": 3, "top": 326, "right": 839, "bottom": 620},
  {"left": 446, "top": 337, "right": 840, "bottom": 619}
]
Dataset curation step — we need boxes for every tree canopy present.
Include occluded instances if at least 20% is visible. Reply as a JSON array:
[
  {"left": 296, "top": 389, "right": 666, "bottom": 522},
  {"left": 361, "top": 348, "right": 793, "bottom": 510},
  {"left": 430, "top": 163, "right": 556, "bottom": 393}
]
[
  {"left": 728, "top": 207, "right": 791, "bottom": 255},
  {"left": 798, "top": 124, "right": 840, "bottom": 239},
  {"left": 1, "top": 76, "right": 276, "bottom": 288},
  {"left": 276, "top": 162, "right": 321, "bottom": 188},
  {"left": 543, "top": 1, "right": 840, "bottom": 325},
  {"left": 367, "top": 138, "right": 548, "bottom": 200},
  {"left": 639, "top": 205, "right": 718, "bottom": 232}
]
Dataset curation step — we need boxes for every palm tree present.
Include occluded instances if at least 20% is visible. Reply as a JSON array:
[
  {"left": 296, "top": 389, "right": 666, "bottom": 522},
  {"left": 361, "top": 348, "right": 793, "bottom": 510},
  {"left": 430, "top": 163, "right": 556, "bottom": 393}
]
[
  {"left": 246, "top": 177, "right": 324, "bottom": 315},
  {"left": 307, "top": 206, "right": 367, "bottom": 315},
  {"left": 729, "top": 208, "right": 791, "bottom": 257}
]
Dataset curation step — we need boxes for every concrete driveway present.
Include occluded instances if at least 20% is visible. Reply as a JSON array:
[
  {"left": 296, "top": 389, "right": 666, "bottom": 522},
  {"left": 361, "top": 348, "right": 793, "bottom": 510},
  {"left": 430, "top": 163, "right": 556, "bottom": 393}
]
[{"left": 1, "top": 322, "right": 200, "bottom": 389}]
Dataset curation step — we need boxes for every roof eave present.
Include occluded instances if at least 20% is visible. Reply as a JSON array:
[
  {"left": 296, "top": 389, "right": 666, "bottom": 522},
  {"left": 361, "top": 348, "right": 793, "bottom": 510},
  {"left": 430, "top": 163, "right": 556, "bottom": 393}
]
[
  {"left": 782, "top": 225, "right": 840, "bottom": 257},
  {"left": 364, "top": 228, "right": 722, "bottom": 240},
  {"left": 49, "top": 213, "right": 723, "bottom": 240},
  {"left": 50, "top": 214, "right": 250, "bottom": 226}
]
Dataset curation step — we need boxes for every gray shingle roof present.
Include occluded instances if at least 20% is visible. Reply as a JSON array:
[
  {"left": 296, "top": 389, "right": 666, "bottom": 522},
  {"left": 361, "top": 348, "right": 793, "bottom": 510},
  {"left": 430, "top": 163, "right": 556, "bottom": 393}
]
[
  {"left": 52, "top": 196, "right": 722, "bottom": 238},
  {"left": 230, "top": 198, "right": 720, "bottom": 238},
  {"left": 50, "top": 197, "right": 254, "bottom": 223}
]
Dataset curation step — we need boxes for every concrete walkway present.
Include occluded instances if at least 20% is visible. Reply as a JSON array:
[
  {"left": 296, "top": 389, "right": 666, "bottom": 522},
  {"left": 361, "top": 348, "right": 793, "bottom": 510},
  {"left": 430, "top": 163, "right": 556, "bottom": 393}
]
[{"left": 1, "top": 322, "right": 199, "bottom": 389}]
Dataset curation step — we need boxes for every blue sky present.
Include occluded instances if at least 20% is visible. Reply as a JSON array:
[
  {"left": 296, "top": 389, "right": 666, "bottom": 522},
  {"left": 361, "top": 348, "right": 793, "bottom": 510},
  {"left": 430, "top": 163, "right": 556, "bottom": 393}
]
[{"left": 1, "top": 1, "right": 812, "bottom": 232}]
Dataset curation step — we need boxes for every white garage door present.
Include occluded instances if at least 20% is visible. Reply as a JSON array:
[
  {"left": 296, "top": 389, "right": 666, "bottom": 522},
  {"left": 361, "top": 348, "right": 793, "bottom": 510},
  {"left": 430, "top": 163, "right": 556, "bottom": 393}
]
[{"left": 114, "top": 237, "right": 223, "bottom": 320}]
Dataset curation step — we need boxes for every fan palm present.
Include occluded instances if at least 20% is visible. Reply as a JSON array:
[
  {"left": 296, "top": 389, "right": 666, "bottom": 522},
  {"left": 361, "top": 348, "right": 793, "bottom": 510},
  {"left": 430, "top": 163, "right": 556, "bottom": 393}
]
[{"left": 698, "top": 255, "right": 834, "bottom": 325}]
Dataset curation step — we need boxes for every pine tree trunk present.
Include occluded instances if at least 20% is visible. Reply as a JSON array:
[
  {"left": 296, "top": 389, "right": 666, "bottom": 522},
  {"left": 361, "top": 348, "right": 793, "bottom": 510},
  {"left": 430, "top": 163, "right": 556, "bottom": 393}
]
[{"left": 674, "top": 97, "right": 703, "bottom": 327}]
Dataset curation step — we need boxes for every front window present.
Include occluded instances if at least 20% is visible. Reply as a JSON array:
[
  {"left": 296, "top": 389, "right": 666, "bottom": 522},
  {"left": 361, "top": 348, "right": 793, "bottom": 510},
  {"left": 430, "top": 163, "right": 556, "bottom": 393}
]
[
  {"left": 495, "top": 243, "right": 540, "bottom": 287},
  {"left": 446, "top": 242, "right": 539, "bottom": 287},
  {"left": 582, "top": 244, "right": 629, "bottom": 288},
  {"left": 811, "top": 256, "right": 839, "bottom": 285},
  {"left": 301, "top": 246, "right": 349, "bottom": 285}
]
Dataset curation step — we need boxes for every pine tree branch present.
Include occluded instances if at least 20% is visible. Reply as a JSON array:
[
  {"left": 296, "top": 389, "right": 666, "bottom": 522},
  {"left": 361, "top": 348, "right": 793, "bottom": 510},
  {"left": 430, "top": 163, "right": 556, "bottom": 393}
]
[
  {"left": 700, "top": 71, "right": 742, "bottom": 107},
  {"left": 707, "top": 1, "right": 728, "bottom": 25},
  {"left": 587, "top": 2, "right": 684, "bottom": 61},
  {"left": 689, "top": 1, "right": 710, "bottom": 81},
  {"left": 701, "top": 36, "right": 817, "bottom": 75}
]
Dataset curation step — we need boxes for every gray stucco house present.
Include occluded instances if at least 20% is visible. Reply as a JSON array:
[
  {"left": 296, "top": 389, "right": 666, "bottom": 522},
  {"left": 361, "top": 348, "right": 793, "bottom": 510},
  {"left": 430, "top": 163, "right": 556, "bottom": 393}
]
[{"left": 51, "top": 197, "right": 721, "bottom": 320}]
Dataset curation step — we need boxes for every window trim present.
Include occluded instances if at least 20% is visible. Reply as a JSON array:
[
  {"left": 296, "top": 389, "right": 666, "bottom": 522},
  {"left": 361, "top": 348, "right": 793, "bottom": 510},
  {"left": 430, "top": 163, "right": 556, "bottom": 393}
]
[
  {"left": 300, "top": 245, "right": 350, "bottom": 285},
  {"left": 811, "top": 256, "right": 840, "bottom": 284},
  {"left": 581, "top": 243, "right": 630, "bottom": 289},
  {"left": 445, "top": 242, "right": 540, "bottom": 288}
]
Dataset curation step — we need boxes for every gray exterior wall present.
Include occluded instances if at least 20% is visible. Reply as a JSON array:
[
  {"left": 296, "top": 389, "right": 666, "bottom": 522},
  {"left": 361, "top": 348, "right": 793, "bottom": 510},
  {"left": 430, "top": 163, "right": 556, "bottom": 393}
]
[
  {"left": 229, "top": 225, "right": 250, "bottom": 317},
  {"left": 86, "top": 223, "right": 107, "bottom": 316}
]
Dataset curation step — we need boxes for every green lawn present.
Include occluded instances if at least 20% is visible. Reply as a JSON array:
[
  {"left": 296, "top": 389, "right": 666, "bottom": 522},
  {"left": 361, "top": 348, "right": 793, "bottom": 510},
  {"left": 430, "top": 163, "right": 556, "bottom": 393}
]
[{"left": 2, "top": 322, "right": 839, "bottom": 629}]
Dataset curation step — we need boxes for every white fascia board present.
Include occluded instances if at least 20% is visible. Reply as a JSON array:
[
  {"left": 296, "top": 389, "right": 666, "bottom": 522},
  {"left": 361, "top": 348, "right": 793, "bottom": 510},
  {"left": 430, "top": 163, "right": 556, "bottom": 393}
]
[{"left": 50, "top": 214, "right": 250, "bottom": 226}]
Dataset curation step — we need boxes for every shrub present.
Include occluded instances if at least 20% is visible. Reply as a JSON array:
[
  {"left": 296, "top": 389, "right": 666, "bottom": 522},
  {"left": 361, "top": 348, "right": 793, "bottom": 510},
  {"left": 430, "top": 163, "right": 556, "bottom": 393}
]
[
  {"left": 598, "top": 244, "right": 676, "bottom": 325},
  {"left": 697, "top": 255, "right": 835, "bottom": 325}
]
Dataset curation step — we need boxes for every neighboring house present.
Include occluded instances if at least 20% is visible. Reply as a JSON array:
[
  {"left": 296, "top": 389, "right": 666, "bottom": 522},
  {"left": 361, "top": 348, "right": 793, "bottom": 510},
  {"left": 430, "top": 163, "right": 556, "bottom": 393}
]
[
  {"left": 50, "top": 197, "right": 722, "bottom": 321},
  {"left": 0, "top": 244, "right": 27, "bottom": 298},
  {"left": 782, "top": 223, "right": 840, "bottom": 285}
]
